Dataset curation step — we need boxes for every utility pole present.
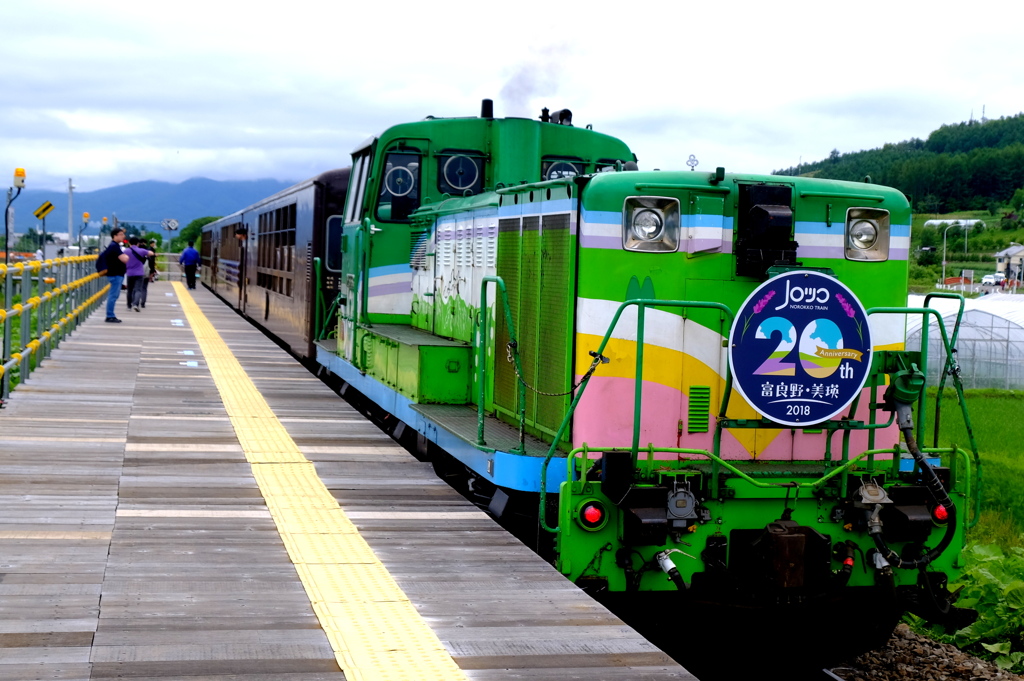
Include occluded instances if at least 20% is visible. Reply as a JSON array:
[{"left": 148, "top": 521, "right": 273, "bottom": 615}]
[{"left": 67, "top": 179, "right": 75, "bottom": 254}]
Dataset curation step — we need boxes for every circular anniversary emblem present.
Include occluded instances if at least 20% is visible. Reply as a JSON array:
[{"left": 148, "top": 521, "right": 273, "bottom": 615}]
[{"left": 728, "top": 271, "right": 872, "bottom": 427}]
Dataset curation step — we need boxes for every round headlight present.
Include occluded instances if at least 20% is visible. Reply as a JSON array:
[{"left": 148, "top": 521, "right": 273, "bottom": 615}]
[
  {"left": 632, "top": 209, "right": 664, "bottom": 241},
  {"left": 850, "top": 220, "right": 878, "bottom": 250}
]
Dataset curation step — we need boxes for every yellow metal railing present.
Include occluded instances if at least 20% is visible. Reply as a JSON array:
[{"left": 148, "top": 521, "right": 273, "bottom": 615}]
[{"left": 0, "top": 256, "right": 106, "bottom": 400}]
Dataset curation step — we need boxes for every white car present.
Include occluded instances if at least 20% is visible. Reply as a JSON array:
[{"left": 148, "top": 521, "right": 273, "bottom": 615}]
[{"left": 982, "top": 274, "right": 998, "bottom": 285}]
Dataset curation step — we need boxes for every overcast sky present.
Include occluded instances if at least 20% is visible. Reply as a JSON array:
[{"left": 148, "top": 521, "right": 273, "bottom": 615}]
[{"left": 3, "top": 0, "right": 1021, "bottom": 193}]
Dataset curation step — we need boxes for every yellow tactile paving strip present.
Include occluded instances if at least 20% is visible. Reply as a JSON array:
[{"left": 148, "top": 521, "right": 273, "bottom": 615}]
[{"left": 172, "top": 282, "right": 467, "bottom": 681}]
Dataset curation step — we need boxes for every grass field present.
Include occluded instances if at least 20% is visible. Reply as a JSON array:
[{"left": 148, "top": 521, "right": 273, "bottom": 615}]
[
  {"left": 914, "top": 389, "right": 1024, "bottom": 671},
  {"left": 932, "top": 388, "right": 1024, "bottom": 547}
]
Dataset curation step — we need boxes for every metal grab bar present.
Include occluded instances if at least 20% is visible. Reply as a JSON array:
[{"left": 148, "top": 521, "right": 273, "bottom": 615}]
[
  {"left": 476, "top": 276, "right": 525, "bottom": 452},
  {"left": 538, "top": 298, "right": 735, "bottom": 533},
  {"left": 566, "top": 443, "right": 976, "bottom": 536}
]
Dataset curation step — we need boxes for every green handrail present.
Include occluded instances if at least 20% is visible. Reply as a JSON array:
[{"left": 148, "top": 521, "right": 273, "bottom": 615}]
[
  {"left": 538, "top": 298, "right": 734, "bottom": 533},
  {"left": 476, "top": 276, "right": 525, "bottom": 452},
  {"left": 565, "top": 443, "right": 977, "bottom": 537},
  {"left": 868, "top": 303, "right": 982, "bottom": 528}
]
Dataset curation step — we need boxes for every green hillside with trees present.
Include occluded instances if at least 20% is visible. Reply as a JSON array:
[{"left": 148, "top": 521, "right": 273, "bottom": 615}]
[
  {"left": 775, "top": 113, "right": 1024, "bottom": 291},
  {"left": 774, "top": 113, "right": 1024, "bottom": 214}
]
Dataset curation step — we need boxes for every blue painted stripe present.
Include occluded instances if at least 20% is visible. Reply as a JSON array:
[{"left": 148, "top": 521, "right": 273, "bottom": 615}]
[
  {"left": 369, "top": 263, "right": 412, "bottom": 277},
  {"left": 314, "top": 346, "right": 565, "bottom": 493},
  {"left": 795, "top": 221, "right": 844, "bottom": 236},
  {"left": 795, "top": 221, "right": 911, "bottom": 238},
  {"left": 581, "top": 208, "right": 620, "bottom": 225},
  {"left": 497, "top": 198, "right": 576, "bottom": 218}
]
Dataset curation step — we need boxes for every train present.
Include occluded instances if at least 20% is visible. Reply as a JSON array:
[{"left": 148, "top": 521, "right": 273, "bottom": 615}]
[{"left": 201, "top": 99, "right": 980, "bottom": 662}]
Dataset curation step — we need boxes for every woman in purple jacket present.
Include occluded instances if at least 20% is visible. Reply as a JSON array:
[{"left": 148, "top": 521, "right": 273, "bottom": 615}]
[{"left": 124, "top": 236, "right": 154, "bottom": 312}]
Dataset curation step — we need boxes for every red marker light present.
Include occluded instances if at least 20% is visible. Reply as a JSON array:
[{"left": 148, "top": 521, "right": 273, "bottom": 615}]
[
  {"left": 578, "top": 501, "right": 607, "bottom": 530},
  {"left": 932, "top": 504, "right": 949, "bottom": 523},
  {"left": 843, "top": 557, "right": 855, "bottom": 567}
]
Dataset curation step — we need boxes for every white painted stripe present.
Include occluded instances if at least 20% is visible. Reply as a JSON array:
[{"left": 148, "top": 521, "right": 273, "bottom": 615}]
[
  {"left": 577, "top": 297, "right": 726, "bottom": 373},
  {"left": 116, "top": 509, "right": 272, "bottom": 518},
  {"left": 579, "top": 296, "right": 904, "bottom": 373},
  {"left": 369, "top": 272, "right": 412, "bottom": 287},
  {"left": 344, "top": 511, "right": 490, "bottom": 520}
]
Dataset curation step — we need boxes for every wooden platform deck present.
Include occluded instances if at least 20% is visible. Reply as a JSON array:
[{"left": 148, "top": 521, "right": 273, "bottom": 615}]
[{"left": 0, "top": 280, "right": 696, "bottom": 681}]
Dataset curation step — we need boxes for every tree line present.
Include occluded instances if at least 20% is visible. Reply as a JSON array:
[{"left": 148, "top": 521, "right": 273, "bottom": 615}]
[{"left": 774, "top": 113, "right": 1024, "bottom": 213}]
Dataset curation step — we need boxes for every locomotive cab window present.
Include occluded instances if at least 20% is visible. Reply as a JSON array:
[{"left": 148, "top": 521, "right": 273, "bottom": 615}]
[
  {"left": 542, "top": 157, "right": 585, "bottom": 181},
  {"left": 345, "top": 146, "right": 373, "bottom": 224},
  {"left": 376, "top": 150, "right": 421, "bottom": 222},
  {"left": 436, "top": 151, "right": 485, "bottom": 196}
]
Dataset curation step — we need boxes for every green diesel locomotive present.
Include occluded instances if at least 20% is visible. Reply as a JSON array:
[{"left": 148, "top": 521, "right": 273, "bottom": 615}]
[{"left": 205, "top": 100, "right": 980, "bottom": 658}]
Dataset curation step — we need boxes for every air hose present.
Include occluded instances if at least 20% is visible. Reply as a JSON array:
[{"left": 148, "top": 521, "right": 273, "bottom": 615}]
[{"left": 869, "top": 366, "right": 957, "bottom": 569}]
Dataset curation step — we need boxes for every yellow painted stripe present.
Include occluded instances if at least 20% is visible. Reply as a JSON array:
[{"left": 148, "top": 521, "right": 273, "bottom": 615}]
[{"left": 172, "top": 282, "right": 466, "bottom": 681}]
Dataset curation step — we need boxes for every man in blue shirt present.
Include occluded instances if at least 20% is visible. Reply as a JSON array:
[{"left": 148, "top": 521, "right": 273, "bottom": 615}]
[
  {"left": 179, "top": 240, "right": 201, "bottom": 290},
  {"left": 99, "top": 227, "right": 130, "bottom": 322}
]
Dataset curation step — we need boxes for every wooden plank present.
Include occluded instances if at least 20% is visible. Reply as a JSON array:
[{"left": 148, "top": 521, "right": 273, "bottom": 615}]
[{"left": 0, "top": 282, "right": 694, "bottom": 680}]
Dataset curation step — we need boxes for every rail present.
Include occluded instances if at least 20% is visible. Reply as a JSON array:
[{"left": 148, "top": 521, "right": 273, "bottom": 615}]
[{"left": 0, "top": 256, "right": 106, "bottom": 401}]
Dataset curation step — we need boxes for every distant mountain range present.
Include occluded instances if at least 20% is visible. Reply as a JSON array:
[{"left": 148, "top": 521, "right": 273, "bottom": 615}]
[{"left": 8, "top": 177, "right": 297, "bottom": 237}]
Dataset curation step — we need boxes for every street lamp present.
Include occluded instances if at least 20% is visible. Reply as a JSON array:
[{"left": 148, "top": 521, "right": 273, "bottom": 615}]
[
  {"left": 941, "top": 224, "right": 958, "bottom": 287},
  {"left": 5, "top": 168, "right": 25, "bottom": 266}
]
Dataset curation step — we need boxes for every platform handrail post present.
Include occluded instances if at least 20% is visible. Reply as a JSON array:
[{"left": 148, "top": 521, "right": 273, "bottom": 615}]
[
  {"left": 2, "top": 265, "right": 10, "bottom": 400},
  {"left": 19, "top": 267, "right": 28, "bottom": 380}
]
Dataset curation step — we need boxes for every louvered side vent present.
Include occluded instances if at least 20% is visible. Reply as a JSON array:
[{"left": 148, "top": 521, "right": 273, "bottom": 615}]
[
  {"left": 520, "top": 216, "right": 541, "bottom": 423},
  {"left": 535, "top": 213, "right": 571, "bottom": 433},
  {"left": 688, "top": 386, "right": 711, "bottom": 433},
  {"left": 439, "top": 223, "right": 454, "bottom": 267},
  {"left": 458, "top": 223, "right": 470, "bottom": 268},
  {"left": 486, "top": 221, "right": 497, "bottom": 268},
  {"left": 410, "top": 229, "right": 429, "bottom": 269},
  {"left": 473, "top": 223, "right": 484, "bottom": 268},
  {"left": 494, "top": 217, "right": 521, "bottom": 415},
  {"left": 305, "top": 243, "right": 312, "bottom": 285}
]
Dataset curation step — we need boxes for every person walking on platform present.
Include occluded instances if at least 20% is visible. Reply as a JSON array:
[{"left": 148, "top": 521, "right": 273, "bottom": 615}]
[
  {"left": 140, "top": 239, "right": 158, "bottom": 308},
  {"left": 179, "top": 240, "right": 200, "bottom": 290},
  {"left": 100, "top": 227, "right": 129, "bottom": 323},
  {"left": 125, "top": 236, "right": 154, "bottom": 313}
]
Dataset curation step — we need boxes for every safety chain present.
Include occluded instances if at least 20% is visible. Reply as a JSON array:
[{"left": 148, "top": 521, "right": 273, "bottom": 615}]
[
  {"left": 505, "top": 342, "right": 608, "bottom": 397},
  {"left": 945, "top": 347, "right": 962, "bottom": 378}
]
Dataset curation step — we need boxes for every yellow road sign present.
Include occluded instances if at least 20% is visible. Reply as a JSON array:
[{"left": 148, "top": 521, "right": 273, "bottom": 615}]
[{"left": 34, "top": 201, "right": 54, "bottom": 220}]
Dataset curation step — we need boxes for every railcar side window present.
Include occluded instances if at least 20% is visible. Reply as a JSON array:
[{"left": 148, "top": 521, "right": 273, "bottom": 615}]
[
  {"left": 377, "top": 151, "right": 421, "bottom": 222},
  {"left": 436, "top": 151, "right": 485, "bottom": 196},
  {"left": 257, "top": 204, "right": 297, "bottom": 297}
]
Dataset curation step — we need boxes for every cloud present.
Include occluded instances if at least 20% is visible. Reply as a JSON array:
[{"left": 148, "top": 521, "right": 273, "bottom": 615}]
[{"left": 2, "top": 0, "right": 1021, "bottom": 193}]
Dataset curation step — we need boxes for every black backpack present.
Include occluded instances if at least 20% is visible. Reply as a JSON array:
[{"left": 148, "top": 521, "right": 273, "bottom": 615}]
[{"left": 95, "top": 249, "right": 107, "bottom": 273}]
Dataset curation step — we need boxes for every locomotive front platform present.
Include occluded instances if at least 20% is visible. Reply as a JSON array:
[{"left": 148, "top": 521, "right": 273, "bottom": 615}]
[{"left": 0, "top": 280, "right": 694, "bottom": 681}]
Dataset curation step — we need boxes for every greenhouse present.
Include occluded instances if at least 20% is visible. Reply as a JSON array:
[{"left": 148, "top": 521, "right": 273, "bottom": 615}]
[{"left": 905, "top": 293, "right": 1024, "bottom": 390}]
